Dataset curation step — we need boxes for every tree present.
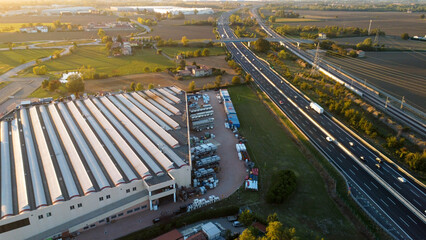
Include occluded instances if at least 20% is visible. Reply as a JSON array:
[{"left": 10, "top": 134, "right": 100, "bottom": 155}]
[
  {"left": 245, "top": 74, "right": 252, "bottom": 83},
  {"left": 421, "top": 14, "right": 425, "bottom": 19},
  {"left": 154, "top": 67, "right": 161, "bottom": 72},
  {"left": 265, "top": 221, "right": 283, "bottom": 240},
  {"left": 267, "top": 213, "right": 279, "bottom": 223},
  {"left": 48, "top": 80, "right": 61, "bottom": 92},
  {"left": 266, "top": 170, "right": 297, "bottom": 204},
  {"left": 33, "top": 65, "right": 47, "bottom": 75},
  {"left": 232, "top": 76, "right": 241, "bottom": 85},
  {"left": 117, "top": 35, "right": 123, "bottom": 44},
  {"left": 193, "top": 9, "right": 198, "bottom": 15},
  {"left": 238, "top": 209, "right": 254, "bottom": 226},
  {"left": 401, "top": 33, "right": 409, "bottom": 40},
  {"left": 148, "top": 83, "right": 154, "bottom": 89},
  {"left": 97, "top": 28, "right": 106, "bottom": 39},
  {"left": 181, "top": 36, "right": 189, "bottom": 47},
  {"left": 135, "top": 83, "right": 144, "bottom": 91},
  {"left": 239, "top": 228, "right": 256, "bottom": 240},
  {"left": 144, "top": 67, "right": 150, "bottom": 73},
  {"left": 130, "top": 82, "right": 136, "bottom": 91},
  {"left": 214, "top": 75, "right": 222, "bottom": 87},
  {"left": 8, "top": 42, "right": 15, "bottom": 51},
  {"left": 253, "top": 38, "right": 270, "bottom": 53},
  {"left": 201, "top": 48, "right": 210, "bottom": 56},
  {"left": 194, "top": 49, "right": 202, "bottom": 57},
  {"left": 188, "top": 81, "right": 195, "bottom": 91},
  {"left": 157, "top": 49, "right": 162, "bottom": 55},
  {"left": 41, "top": 79, "right": 49, "bottom": 89},
  {"left": 269, "top": 16, "right": 276, "bottom": 23},
  {"left": 179, "top": 59, "right": 186, "bottom": 69},
  {"left": 66, "top": 74, "right": 84, "bottom": 97}
]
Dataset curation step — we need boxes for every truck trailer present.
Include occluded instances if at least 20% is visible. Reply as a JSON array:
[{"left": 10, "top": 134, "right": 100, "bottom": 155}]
[{"left": 309, "top": 102, "right": 324, "bottom": 114}]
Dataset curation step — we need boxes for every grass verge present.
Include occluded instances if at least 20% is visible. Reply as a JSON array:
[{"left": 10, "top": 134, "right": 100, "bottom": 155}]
[
  {"left": 27, "top": 85, "right": 67, "bottom": 99},
  {"left": 222, "top": 85, "right": 363, "bottom": 239},
  {"left": 0, "top": 49, "right": 56, "bottom": 74},
  {"left": 161, "top": 46, "right": 225, "bottom": 58},
  {"left": 0, "top": 81, "right": 11, "bottom": 90}
]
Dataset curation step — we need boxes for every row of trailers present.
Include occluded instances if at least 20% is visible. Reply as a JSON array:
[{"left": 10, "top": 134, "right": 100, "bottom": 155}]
[
  {"left": 0, "top": 87, "right": 186, "bottom": 219},
  {"left": 219, "top": 89, "right": 240, "bottom": 128},
  {"left": 188, "top": 94, "right": 214, "bottom": 131}
]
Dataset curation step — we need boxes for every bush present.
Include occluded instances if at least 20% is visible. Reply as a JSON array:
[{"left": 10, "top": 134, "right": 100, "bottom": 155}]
[
  {"left": 401, "top": 33, "right": 409, "bottom": 40},
  {"left": 231, "top": 76, "right": 241, "bottom": 85},
  {"left": 33, "top": 65, "right": 48, "bottom": 75},
  {"left": 266, "top": 170, "right": 297, "bottom": 204}
]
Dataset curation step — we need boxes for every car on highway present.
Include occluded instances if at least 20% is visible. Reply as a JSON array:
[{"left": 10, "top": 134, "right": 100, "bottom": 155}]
[
  {"left": 279, "top": 100, "right": 284, "bottom": 104},
  {"left": 376, "top": 157, "right": 382, "bottom": 163},
  {"left": 398, "top": 177, "right": 406, "bottom": 183},
  {"left": 349, "top": 142, "right": 354, "bottom": 147},
  {"left": 360, "top": 156, "right": 365, "bottom": 161},
  {"left": 326, "top": 136, "right": 333, "bottom": 142},
  {"left": 305, "top": 106, "right": 309, "bottom": 110},
  {"left": 376, "top": 164, "right": 381, "bottom": 169}
]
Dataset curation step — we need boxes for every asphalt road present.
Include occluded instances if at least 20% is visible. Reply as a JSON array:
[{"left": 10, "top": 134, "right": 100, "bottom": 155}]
[{"left": 217, "top": 11, "right": 426, "bottom": 240}]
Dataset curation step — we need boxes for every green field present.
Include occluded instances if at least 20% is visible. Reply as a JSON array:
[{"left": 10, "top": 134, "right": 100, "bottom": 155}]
[
  {"left": 0, "top": 23, "right": 57, "bottom": 33},
  {"left": 27, "top": 85, "right": 67, "bottom": 99},
  {"left": 276, "top": 17, "right": 319, "bottom": 23},
  {"left": 35, "top": 39, "right": 95, "bottom": 48},
  {"left": 160, "top": 46, "right": 225, "bottom": 58},
  {"left": 225, "top": 85, "right": 360, "bottom": 239},
  {"left": 43, "top": 46, "right": 174, "bottom": 76},
  {"left": 0, "top": 49, "right": 56, "bottom": 74}
]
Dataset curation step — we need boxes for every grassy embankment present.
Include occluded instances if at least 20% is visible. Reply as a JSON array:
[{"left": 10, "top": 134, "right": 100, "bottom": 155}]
[
  {"left": 0, "top": 81, "right": 10, "bottom": 90},
  {"left": 0, "top": 49, "right": 56, "bottom": 74},
  {"left": 224, "top": 85, "right": 362, "bottom": 240}
]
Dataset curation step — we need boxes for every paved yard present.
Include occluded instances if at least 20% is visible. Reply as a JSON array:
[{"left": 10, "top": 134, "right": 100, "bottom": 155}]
[{"left": 76, "top": 90, "right": 246, "bottom": 239}]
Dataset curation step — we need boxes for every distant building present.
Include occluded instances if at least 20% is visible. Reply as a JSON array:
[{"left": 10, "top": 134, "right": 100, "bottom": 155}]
[
  {"left": 36, "top": 26, "right": 49, "bottom": 32},
  {"left": 318, "top": 33, "right": 327, "bottom": 40},
  {"left": 20, "top": 26, "right": 49, "bottom": 33},
  {"left": 122, "top": 42, "right": 132, "bottom": 55},
  {"left": 357, "top": 50, "right": 365, "bottom": 58},
  {"left": 192, "top": 65, "right": 212, "bottom": 77}
]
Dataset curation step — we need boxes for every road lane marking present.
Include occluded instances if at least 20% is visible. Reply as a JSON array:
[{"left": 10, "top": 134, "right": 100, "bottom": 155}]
[
  {"left": 413, "top": 198, "right": 421, "bottom": 206},
  {"left": 337, "top": 158, "right": 343, "bottom": 163},
  {"left": 363, "top": 183, "right": 371, "bottom": 190},
  {"left": 349, "top": 169, "right": 356, "bottom": 175},
  {"left": 329, "top": 128, "right": 334, "bottom": 133},
  {"left": 353, "top": 165, "right": 359, "bottom": 171},
  {"left": 407, "top": 215, "right": 417, "bottom": 225},
  {"left": 371, "top": 182, "right": 378, "bottom": 189},
  {"left": 387, "top": 197, "right": 396, "bottom": 205},
  {"left": 399, "top": 217, "right": 410, "bottom": 227},
  {"left": 380, "top": 199, "right": 389, "bottom": 207},
  {"left": 340, "top": 153, "right": 346, "bottom": 158},
  {"left": 409, "top": 189, "right": 420, "bottom": 198},
  {"left": 393, "top": 182, "right": 402, "bottom": 190}
]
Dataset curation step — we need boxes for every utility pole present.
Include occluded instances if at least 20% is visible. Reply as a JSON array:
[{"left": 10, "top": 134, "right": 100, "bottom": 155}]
[
  {"left": 368, "top": 20, "right": 372, "bottom": 35},
  {"left": 311, "top": 43, "right": 320, "bottom": 75},
  {"left": 385, "top": 96, "right": 390, "bottom": 109},
  {"left": 374, "top": 28, "right": 380, "bottom": 49},
  {"left": 400, "top": 96, "right": 405, "bottom": 109}
]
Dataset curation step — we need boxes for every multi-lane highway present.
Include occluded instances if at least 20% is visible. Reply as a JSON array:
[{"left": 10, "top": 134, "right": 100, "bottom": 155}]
[
  {"left": 217, "top": 10, "right": 426, "bottom": 240},
  {"left": 249, "top": 8, "right": 426, "bottom": 137}
]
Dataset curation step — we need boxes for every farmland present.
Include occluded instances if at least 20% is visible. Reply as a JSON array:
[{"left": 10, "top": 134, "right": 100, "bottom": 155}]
[
  {"left": 275, "top": 17, "right": 319, "bottom": 23},
  {"left": 0, "top": 49, "right": 56, "bottom": 74},
  {"left": 224, "top": 85, "right": 362, "bottom": 240},
  {"left": 41, "top": 46, "right": 174, "bottom": 77},
  {"left": 324, "top": 51, "right": 426, "bottom": 111},
  {"left": 0, "top": 22, "right": 57, "bottom": 32},
  {"left": 270, "top": 10, "right": 425, "bottom": 36}
]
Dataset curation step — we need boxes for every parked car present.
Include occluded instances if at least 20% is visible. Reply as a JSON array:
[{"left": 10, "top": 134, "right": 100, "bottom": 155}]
[{"left": 233, "top": 221, "right": 243, "bottom": 227}]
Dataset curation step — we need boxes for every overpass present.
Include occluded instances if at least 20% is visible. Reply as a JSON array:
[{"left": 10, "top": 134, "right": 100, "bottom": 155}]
[{"left": 213, "top": 37, "right": 314, "bottom": 45}]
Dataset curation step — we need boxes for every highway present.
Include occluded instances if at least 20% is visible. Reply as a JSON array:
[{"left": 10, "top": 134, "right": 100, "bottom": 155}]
[
  {"left": 249, "top": 8, "right": 426, "bottom": 137},
  {"left": 217, "top": 10, "right": 426, "bottom": 240}
]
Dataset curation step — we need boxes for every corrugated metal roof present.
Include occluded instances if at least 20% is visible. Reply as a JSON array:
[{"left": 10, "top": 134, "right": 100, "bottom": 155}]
[{"left": 0, "top": 88, "right": 188, "bottom": 219}]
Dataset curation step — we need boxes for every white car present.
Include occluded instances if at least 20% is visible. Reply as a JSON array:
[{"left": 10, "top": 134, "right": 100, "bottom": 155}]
[
  {"left": 398, "top": 177, "right": 406, "bottom": 183},
  {"left": 326, "top": 136, "right": 333, "bottom": 142},
  {"left": 349, "top": 142, "right": 354, "bottom": 147}
]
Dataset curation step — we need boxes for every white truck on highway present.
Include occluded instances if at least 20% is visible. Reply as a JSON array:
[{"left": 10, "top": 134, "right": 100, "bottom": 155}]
[{"left": 310, "top": 102, "right": 324, "bottom": 114}]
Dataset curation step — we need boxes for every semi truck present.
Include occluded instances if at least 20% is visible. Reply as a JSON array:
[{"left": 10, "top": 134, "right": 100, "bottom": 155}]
[{"left": 310, "top": 102, "right": 324, "bottom": 114}]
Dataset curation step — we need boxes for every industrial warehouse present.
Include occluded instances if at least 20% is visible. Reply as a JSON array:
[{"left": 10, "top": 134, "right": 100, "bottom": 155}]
[{"left": 0, "top": 87, "right": 191, "bottom": 240}]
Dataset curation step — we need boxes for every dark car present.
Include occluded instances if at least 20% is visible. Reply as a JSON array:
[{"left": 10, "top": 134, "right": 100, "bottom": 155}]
[{"left": 152, "top": 218, "right": 160, "bottom": 224}]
